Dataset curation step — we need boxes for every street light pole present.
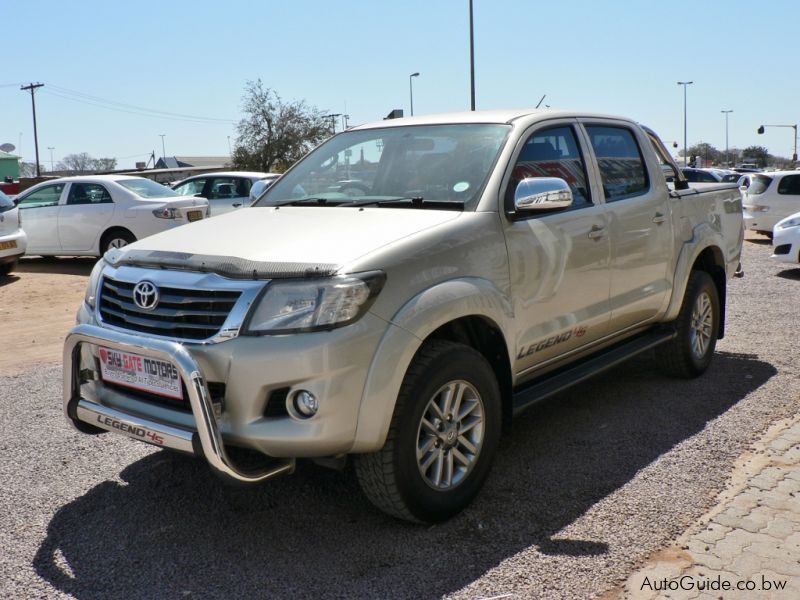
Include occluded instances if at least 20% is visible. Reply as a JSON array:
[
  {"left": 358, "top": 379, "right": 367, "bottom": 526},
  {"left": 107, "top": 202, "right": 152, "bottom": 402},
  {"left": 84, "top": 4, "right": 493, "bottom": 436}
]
[
  {"left": 757, "top": 123, "right": 798, "bottom": 163},
  {"left": 409, "top": 72, "right": 420, "bottom": 116},
  {"left": 47, "top": 146, "right": 55, "bottom": 172},
  {"left": 469, "top": 0, "right": 476, "bottom": 110},
  {"left": 21, "top": 83, "right": 44, "bottom": 177},
  {"left": 159, "top": 134, "right": 166, "bottom": 163},
  {"left": 721, "top": 110, "right": 733, "bottom": 166},
  {"left": 677, "top": 81, "right": 693, "bottom": 166}
]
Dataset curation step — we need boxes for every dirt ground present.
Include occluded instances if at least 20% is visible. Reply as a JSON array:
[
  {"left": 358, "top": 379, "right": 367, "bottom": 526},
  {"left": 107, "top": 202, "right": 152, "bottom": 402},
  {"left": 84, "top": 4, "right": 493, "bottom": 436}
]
[{"left": 0, "top": 257, "right": 97, "bottom": 376}]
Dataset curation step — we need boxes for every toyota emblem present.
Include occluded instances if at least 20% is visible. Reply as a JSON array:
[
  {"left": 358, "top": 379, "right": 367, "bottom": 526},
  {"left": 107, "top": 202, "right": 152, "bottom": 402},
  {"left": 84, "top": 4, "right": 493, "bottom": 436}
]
[{"left": 133, "top": 281, "right": 159, "bottom": 311}]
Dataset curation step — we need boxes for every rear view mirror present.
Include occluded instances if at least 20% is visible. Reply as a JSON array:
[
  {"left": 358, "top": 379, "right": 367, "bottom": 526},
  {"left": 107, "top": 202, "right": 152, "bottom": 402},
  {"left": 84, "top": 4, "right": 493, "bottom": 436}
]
[{"left": 514, "top": 177, "right": 573, "bottom": 212}]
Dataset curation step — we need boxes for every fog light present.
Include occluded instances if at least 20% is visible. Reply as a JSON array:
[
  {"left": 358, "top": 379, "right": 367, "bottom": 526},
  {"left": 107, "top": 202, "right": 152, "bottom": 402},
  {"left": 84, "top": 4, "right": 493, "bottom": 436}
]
[{"left": 292, "top": 390, "right": 319, "bottom": 418}]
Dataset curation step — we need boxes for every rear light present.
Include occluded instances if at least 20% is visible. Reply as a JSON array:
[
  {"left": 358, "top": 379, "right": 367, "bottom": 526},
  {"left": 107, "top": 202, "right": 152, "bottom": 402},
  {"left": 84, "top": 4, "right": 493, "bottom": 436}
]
[{"left": 152, "top": 207, "right": 178, "bottom": 219}]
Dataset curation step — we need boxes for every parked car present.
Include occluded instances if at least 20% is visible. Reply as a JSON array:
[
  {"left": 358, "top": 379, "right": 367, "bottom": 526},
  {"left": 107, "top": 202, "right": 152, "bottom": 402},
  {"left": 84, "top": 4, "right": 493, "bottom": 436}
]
[
  {"left": 772, "top": 211, "right": 800, "bottom": 265},
  {"left": 681, "top": 168, "right": 740, "bottom": 183},
  {"left": 0, "top": 189, "right": 26, "bottom": 275},
  {"left": 171, "top": 171, "right": 280, "bottom": 215},
  {"left": 741, "top": 171, "right": 800, "bottom": 236},
  {"left": 64, "top": 109, "right": 742, "bottom": 523},
  {"left": 14, "top": 175, "right": 209, "bottom": 257}
]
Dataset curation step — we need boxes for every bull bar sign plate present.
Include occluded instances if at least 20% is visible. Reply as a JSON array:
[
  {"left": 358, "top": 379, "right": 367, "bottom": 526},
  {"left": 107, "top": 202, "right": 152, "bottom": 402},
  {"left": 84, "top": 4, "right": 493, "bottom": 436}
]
[{"left": 98, "top": 347, "right": 182, "bottom": 400}]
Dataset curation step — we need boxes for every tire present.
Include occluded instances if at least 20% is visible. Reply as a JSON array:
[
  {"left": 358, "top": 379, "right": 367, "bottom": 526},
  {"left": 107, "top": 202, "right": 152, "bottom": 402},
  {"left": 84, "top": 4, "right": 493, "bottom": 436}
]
[
  {"left": 656, "top": 270, "right": 720, "bottom": 378},
  {"left": 100, "top": 229, "right": 136, "bottom": 254},
  {"left": 0, "top": 259, "right": 18, "bottom": 276},
  {"left": 355, "top": 340, "right": 502, "bottom": 523}
]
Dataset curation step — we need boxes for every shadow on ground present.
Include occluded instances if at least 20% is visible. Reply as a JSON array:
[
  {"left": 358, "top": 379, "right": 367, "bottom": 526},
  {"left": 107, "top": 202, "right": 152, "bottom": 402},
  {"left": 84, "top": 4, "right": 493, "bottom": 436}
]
[
  {"left": 776, "top": 268, "right": 800, "bottom": 281},
  {"left": 0, "top": 272, "right": 20, "bottom": 287},
  {"left": 17, "top": 256, "right": 97, "bottom": 276},
  {"left": 33, "top": 351, "right": 775, "bottom": 599}
]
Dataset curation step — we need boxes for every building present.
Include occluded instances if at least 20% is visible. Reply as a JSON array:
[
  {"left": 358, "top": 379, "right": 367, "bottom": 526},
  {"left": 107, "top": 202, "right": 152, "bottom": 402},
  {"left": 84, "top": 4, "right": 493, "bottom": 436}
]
[
  {"left": 154, "top": 155, "right": 229, "bottom": 169},
  {"left": 0, "top": 151, "right": 21, "bottom": 180}
]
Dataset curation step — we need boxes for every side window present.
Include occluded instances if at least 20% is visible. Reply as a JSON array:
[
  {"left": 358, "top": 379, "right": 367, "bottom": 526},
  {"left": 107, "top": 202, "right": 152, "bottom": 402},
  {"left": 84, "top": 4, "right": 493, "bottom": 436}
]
[
  {"left": 509, "top": 125, "right": 592, "bottom": 208},
  {"left": 777, "top": 175, "right": 800, "bottom": 195},
  {"left": 586, "top": 126, "right": 649, "bottom": 201},
  {"left": 173, "top": 178, "right": 206, "bottom": 197},
  {"left": 66, "top": 183, "right": 112, "bottom": 205},
  {"left": 209, "top": 177, "right": 250, "bottom": 199},
  {"left": 16, "top": 184, "right": 65, "bottom": 208}
]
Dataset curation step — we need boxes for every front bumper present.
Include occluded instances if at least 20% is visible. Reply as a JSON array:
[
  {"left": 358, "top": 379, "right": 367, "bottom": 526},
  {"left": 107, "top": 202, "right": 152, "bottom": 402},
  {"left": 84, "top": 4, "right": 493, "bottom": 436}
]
[
  {"left": 64, "top": 324, "right": 295, "bottom": 483},
  {"left": 771, "top": 227, "right": 800, "bottom": 264}
]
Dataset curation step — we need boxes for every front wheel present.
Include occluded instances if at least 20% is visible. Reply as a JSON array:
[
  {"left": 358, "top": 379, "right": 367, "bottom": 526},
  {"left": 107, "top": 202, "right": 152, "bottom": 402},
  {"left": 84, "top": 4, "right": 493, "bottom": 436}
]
[
  {"left": 355, "top": 340, "right": 502, "bottom": 523},
  {"left": 656, "top": 270, "right": 720, "bottom": 378}
]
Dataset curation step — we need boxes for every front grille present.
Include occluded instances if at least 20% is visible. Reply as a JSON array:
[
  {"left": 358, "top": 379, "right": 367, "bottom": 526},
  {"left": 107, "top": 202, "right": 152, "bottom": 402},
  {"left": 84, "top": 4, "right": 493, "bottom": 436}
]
[
  {"left": 774, "top": 244, "right": 791, "bottom": 255},
  {"left": 99, "top": 277, "right": 241, "bottom": 340}
]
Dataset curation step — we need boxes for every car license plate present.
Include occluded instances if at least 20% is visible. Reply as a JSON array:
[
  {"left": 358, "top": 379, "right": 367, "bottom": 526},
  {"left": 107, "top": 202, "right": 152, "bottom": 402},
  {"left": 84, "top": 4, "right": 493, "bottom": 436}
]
[
  {"left": 98, "top": 347, "right": 183, "bottom": 399},
  {"left": 0, "top": 240, "right": 17, "bottom": 250},
  {"left": 187, "top": 210, "right": 203, "bottom": 222}
]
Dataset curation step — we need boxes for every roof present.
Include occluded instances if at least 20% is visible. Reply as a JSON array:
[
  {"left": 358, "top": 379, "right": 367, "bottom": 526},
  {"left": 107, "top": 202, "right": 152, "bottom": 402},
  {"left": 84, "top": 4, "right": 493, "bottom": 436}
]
[
  {"left": 351, "top": 108, "right": 634, "bottom": 130},
  {"left": 0, "top": 150, "right": 20, "bottom": 160},
  {"left": 178, "top": 171, "right": 280, "bottom": 181},
  {"left": 173, "top": 156, "right": 230, "bottom": 167}
]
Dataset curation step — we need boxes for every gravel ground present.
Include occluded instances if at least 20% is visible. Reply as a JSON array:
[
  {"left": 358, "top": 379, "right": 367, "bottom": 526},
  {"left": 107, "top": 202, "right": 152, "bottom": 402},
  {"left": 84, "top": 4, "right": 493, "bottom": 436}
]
[{"left": 1, "top": 239, "right": 798, "bottom": 599}]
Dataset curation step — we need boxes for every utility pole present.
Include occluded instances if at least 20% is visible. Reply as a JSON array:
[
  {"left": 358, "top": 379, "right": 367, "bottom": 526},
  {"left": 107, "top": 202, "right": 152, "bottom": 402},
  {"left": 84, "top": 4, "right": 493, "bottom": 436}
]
[
  {"left": 677, "top": 81, "right": 693, "bottom": 166},
  {"left": 21, "top": 83, "right": 44, "bottom": 177}
]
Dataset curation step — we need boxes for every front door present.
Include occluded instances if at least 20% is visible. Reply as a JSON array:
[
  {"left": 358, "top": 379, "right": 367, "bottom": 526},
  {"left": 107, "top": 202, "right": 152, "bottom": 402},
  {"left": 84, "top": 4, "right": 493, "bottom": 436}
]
[
  {"left": 58, "top": 182, "right": 116, "bottom": 252},
  {"left": 206, "top": 177, "right": 251, "bottom": 215},
  {"left": 503, "top": 122, "right": 612, "bottom": 378},
  {"left": 15, "top": 183, "right": 66, "bottom": 254}
]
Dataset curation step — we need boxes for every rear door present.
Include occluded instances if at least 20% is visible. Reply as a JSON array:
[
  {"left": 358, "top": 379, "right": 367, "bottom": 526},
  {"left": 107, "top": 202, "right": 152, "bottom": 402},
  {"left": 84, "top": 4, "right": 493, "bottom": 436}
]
[
  {"left": 503, "top": 120, "right": 612, "bottom": 377},
  {"left": 15, "top": 183, "right": 66, "bottom": 254},
  {"left": 580, "top": 121, "right": 672, "bottom": 331},
  {"left": 58, "top": 182, "right": 116, "bottom": 252},
  {"left": 206, "top": 176, "right": 252, "bottom": 215}
]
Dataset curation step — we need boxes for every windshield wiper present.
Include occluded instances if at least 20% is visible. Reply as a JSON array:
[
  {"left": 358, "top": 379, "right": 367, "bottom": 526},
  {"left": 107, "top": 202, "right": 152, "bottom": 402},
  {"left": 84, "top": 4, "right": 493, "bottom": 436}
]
[{"left": 272, "top": 197, "right": 345, "bottom": 207}]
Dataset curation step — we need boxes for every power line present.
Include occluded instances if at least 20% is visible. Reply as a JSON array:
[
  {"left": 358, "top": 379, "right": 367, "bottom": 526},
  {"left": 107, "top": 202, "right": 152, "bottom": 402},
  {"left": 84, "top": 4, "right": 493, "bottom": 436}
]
[{"left": 45, "top": 84, "right": 236, "bottom": 124}]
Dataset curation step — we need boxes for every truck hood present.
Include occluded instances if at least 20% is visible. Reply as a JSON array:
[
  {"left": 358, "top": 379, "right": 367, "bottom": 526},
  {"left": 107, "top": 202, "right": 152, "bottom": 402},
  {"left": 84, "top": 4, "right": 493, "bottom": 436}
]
[{"left": 111, "top": 206, "right": 462, "bottom": 278}]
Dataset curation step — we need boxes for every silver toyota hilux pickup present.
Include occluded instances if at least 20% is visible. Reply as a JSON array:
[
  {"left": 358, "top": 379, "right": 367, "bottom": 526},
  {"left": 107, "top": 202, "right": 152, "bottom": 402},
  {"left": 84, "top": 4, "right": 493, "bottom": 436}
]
[{"left": 64, "top": 109, "right": 743, "bottom": 522}]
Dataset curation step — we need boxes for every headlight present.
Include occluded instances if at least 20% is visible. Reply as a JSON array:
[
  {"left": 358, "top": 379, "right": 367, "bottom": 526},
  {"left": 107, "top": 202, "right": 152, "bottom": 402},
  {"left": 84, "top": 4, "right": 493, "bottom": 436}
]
[
  {"left": 777, "top": 217, "right": 800, "bottom": 230},
  {"left": 84, "top": 259, "right": 106, "bottom": 308},
  {"left": 244, "top": 271, "right": 386, "bottom": 334}
]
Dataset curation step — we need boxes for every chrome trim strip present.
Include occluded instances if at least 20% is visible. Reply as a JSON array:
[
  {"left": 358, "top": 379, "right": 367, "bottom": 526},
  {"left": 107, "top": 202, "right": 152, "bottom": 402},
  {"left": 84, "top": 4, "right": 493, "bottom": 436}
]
[{"left": 64, "top": 323, "right": 295, "bottom": 483}]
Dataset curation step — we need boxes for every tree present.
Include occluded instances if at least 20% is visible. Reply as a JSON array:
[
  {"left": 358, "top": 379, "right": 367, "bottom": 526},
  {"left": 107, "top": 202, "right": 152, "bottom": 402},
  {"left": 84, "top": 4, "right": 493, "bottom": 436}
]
[
  {"left": 57, "top": 153, "right": 117, "bottom": 173},
  {"left": 681, "top": 142, "right": 723, "bottom": 165},
  {"left": 741, "top": 145, "right": 770, "bottom": 167},
  {"left": 18, "top": 161, "right": 39, "bottom": 177},
  {"left": 231, "top": 80, "right": 330, "bottom": 173}
]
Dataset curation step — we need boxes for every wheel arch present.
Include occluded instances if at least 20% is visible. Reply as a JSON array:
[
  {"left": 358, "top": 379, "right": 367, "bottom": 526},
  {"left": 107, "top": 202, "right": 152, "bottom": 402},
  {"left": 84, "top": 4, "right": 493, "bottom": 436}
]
[
  {"left": 98, "top": 226, "right": 135, "bottom": 255},
  {"left": 351, "top": 278, "right": 514, "bottom": 453}
]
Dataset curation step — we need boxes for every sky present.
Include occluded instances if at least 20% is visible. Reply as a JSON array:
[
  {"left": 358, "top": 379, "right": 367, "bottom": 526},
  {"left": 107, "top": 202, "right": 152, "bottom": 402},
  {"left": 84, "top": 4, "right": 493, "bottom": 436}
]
[{"left": 2, "top": 0, "right": 799, "bottom": 169}]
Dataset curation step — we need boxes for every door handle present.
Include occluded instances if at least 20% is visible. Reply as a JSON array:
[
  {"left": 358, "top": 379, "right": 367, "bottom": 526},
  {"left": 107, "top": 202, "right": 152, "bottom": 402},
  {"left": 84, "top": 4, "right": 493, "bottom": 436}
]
[
  {"left": 232, "top": 203, "right": 243, "bottom": 208},
  {"left": 652, "top": 212, "right": 666, "bottom": 224},
  {"left": 588, "top": 225, "right": 606, "bottom": 240}
]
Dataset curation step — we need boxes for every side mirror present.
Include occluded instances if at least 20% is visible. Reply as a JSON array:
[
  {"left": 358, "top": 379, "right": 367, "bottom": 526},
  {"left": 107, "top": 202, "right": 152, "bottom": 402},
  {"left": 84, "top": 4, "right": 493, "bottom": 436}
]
[{"left": 514, "top": 177, "right": 573, "bottom": 212}]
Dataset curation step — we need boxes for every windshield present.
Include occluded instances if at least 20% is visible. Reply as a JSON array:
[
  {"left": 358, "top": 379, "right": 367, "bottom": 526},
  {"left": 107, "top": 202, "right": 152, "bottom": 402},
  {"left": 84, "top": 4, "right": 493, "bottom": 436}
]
[
  {"left": 0, "top": 190, "right": 13, "bottom": 212},
  {"left": 116, "top": 178, "right": 180, "bottom": 199},
  {"left": 254, "top": 124, "right": 511, "bottom": 210}
]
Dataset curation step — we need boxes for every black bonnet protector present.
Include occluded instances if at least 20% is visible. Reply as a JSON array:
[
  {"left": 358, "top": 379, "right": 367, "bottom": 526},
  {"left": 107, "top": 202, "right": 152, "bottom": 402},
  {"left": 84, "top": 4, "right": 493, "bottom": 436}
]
[{"left": 106, "top": 249, "right": 339, "bottom": 280}]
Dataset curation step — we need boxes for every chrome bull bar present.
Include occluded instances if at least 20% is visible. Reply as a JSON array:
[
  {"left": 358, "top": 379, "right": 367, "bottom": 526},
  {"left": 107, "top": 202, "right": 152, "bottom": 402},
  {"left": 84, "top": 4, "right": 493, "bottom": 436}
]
[{"left": 63, "top": 323, "right": 294, "bottom": 484}]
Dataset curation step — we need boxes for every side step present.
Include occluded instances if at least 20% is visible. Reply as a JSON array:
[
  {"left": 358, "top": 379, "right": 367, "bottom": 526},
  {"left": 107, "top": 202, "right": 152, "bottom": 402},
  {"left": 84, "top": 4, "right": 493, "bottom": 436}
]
[{"left": 512, "top": 329, "right": 676, "bottom": 416}]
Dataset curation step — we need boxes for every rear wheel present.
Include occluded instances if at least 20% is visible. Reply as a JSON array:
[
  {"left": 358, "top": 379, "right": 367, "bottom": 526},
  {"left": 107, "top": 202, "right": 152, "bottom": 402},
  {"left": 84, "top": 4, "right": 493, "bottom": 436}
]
[
  {"left": 355, "top": 340, "right": 501, "bottom": 523},
  {"left": 656, "top": 270, "right": 720, "bottom": 378},
  {"left": 100, "top": 229, "right": 136, "bottom": 254}
]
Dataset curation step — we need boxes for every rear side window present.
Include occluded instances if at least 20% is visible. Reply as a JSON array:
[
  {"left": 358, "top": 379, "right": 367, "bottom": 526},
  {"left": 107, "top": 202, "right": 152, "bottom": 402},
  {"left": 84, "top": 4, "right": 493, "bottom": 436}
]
[
  {"left": 509, "top": 125, "right": 592, "bottom": 208},
  {"left": 748, "top": 175, "right": 772, "bottom": 195},
  {"left": 586, "top": 126, "right": 649, "bottom": 201},
  {"left": 777, "top": 174, "right": 800, "bottom": 195}
]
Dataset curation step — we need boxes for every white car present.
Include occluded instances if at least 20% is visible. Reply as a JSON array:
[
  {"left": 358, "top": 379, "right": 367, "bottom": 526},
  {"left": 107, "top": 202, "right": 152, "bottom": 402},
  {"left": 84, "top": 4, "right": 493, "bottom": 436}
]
[
  {"left": 170, "top": 171, "right": 280, "bottom": 215},
  {"left": 0, "top": 189, "right": 26, "bottom": 275},
  {"left": 14, "top": 175, "right": 209, "bottom": 257},
  {"left": 742, "top": 171, "right": 800, "bottom": 237},
  {"left": 772, "top": 211, "right": 800, "bottom": 265}
]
